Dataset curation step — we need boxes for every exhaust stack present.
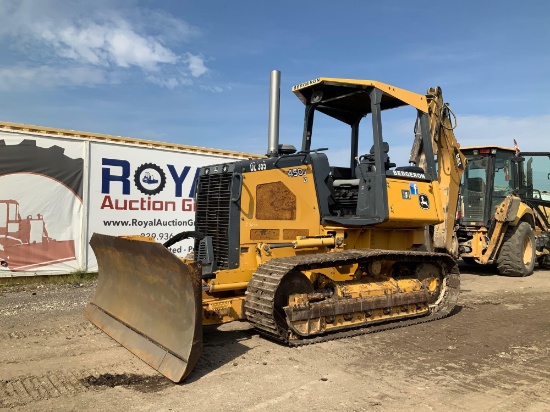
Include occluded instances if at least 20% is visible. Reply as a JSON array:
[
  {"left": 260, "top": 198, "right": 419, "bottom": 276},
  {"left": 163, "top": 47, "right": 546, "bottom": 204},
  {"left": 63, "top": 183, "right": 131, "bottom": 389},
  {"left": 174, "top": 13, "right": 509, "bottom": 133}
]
[{"left": 267, "top": 70, "right": 281, "bottom": 158}]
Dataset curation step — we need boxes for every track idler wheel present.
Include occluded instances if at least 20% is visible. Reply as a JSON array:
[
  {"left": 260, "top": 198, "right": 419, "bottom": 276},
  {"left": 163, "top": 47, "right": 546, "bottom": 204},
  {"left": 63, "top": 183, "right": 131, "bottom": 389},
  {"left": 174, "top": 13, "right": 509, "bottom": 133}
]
[
  {"left": 274, "top": 271, "right": 314, "bottom": 332},
  {"left": 415, "top": 263, "right": 443, "bottom": 304}
]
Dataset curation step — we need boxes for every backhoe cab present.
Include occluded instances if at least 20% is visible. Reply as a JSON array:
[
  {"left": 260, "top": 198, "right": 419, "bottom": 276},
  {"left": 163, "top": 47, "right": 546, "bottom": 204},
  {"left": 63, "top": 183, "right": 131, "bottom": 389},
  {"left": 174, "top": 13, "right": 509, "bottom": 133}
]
[{"left": 86, "top": 72, "right": 465, "bottom": 383}]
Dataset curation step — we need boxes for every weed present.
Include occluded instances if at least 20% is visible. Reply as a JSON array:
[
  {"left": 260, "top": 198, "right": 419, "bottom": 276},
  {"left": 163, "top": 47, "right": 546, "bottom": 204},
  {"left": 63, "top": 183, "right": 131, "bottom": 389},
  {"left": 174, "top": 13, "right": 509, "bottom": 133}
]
[{"left": 0, "top": 271, "right": 98, "bottom": 288}]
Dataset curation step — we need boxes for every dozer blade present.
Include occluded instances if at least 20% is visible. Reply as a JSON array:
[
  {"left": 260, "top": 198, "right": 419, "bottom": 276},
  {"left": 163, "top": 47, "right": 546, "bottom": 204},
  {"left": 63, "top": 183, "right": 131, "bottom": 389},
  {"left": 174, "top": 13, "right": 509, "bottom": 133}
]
[{"left": 84, "top": 233, "right": 202, "bottom": 383}]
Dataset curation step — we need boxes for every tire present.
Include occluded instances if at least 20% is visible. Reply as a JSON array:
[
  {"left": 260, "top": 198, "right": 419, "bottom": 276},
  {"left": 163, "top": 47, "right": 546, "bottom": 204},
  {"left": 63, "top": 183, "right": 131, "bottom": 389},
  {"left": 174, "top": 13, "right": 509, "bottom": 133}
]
[{"left": 496, "top": 222, "right": 536, "bottom": 277}]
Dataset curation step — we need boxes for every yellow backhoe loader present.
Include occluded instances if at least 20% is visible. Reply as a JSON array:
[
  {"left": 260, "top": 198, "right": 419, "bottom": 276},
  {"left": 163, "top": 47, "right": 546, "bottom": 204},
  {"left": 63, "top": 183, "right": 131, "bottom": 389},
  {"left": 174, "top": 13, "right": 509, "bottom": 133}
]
[
  {"left": 85, "top": 71, "right": 465, "bottom": 382},
  {"left": 457, "top": 147, "right": 550, "bottom": 275}
]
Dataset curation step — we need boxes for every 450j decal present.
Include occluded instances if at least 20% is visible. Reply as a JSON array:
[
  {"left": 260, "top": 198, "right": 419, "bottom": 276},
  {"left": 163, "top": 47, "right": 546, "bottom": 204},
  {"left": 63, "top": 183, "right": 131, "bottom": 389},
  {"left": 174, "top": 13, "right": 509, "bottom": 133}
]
[{"left": 287, "top": 168, "right": 307, "bottom": 177}]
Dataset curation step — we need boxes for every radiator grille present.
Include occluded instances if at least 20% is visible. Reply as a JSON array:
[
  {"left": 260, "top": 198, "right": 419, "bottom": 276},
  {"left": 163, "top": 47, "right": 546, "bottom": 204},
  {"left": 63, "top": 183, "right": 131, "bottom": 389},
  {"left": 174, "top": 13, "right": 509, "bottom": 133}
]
[{"left": 195, "top": 172, "right": 233, "bottom": 270}]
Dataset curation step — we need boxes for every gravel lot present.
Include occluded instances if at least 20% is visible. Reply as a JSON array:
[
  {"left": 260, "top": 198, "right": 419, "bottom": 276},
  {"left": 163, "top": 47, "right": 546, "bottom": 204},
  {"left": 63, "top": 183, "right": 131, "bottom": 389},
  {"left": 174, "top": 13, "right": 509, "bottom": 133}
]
[{"left": 1, "top": 264, "right": 549, "bottom": 411}]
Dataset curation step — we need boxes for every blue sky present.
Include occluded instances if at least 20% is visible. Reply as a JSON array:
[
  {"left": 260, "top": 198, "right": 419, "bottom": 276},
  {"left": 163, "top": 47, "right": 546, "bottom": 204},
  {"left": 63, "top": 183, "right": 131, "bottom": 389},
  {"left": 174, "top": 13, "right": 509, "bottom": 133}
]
[{"left": 0, "top": 0, "right": 548, "bottom": 165}]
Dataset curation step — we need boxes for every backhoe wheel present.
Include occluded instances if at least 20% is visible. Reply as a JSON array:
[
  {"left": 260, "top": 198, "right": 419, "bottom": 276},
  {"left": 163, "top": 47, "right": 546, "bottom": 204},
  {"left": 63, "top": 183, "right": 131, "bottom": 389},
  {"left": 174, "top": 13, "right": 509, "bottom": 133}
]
[{"left": 496, "top": 222, "right": 536, "bottom": 277}]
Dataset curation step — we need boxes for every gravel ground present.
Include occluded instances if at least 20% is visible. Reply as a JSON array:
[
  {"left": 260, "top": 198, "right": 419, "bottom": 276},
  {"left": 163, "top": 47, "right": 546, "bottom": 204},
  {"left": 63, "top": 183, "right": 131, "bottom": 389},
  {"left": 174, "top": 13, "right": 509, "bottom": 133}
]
[{"left": 1, "top": 264, "right": 549, "bottom": 411}]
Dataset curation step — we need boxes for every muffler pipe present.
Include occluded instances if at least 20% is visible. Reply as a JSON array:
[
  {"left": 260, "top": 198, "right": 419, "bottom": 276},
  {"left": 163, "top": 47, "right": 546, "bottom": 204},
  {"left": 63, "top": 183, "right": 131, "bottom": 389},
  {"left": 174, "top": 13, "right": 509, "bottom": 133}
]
[{"left": 267, "top": 70, "right": 281, "bottom": 158}]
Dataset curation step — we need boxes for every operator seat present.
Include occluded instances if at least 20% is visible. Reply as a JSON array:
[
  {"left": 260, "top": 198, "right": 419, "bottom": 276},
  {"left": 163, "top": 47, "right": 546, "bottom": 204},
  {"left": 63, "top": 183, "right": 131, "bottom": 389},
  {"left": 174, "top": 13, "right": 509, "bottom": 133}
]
[
  {"left": 358, "top": 142, "right": 396, "bottom": 172},
  {"left": 468, "top": 177, "right": 486, "bottom": 193}
]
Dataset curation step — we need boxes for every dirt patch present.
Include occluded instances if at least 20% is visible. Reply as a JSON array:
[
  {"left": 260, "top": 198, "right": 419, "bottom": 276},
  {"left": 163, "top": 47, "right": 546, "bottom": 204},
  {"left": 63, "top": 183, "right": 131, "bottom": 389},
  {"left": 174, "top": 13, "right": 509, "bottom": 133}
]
[
  {"left": 82, "top": 373, "right": 171, "bottom": 393},
  {"left": 1, "top": 268, "right": 549, "bottom": 411}
]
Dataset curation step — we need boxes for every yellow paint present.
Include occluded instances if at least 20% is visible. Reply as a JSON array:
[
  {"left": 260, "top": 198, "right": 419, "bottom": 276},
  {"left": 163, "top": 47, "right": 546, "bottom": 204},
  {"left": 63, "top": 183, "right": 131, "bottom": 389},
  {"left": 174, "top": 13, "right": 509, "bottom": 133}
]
[
  {"left": 511, "top": 202, "right": 535, "bottom": 226},
  {"left": 239, "top": 165, "right": 323, "bottom": 243},
  {"left": 290, "top": 304, "right": 430, "bottom": 336},
  {"left": 202, "top": 296, "right": 246, "bottom": 325},
  {"left": 380, "top": 178, "right": 442, "bottom": 227},
  {"left": 292, "top": 78, "right": 429, "bottom": 112},
  {"left": 335, "top": 277, "right": 422, "bottom": 299}
]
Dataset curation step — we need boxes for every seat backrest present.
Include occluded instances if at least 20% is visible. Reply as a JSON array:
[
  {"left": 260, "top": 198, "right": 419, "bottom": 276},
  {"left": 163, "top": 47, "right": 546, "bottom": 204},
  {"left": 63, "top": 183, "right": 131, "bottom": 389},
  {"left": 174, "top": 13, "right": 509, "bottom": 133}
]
[
  {"left": 468, "top": 177, "right": 486, "bottom": 193},
  {"left": 369, "top": 141, "right": 390, "bottom": 155},
  {"left": 362, "top": 141, "right": 394, "bottom": 171}
]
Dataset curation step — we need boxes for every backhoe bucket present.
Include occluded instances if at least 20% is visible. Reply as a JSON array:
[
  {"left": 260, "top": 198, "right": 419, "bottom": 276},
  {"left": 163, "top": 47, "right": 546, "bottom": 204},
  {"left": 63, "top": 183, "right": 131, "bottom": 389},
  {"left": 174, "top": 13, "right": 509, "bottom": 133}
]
[{"left": 84, "top": 233, "right": 202, "bottom": 383}]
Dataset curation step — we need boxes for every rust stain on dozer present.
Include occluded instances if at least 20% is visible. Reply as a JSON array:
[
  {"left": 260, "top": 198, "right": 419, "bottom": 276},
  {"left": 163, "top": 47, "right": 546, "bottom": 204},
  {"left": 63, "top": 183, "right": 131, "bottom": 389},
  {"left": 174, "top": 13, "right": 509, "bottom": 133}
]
[{"left": 84, "top": 233, "right": 202, "bottom": 383}]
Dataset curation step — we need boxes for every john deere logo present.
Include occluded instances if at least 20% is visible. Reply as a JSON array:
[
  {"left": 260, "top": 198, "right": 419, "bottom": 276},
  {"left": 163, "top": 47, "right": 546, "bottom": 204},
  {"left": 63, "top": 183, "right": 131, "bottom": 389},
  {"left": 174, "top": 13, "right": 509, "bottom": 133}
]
[
  {"left": 419, "top": 194, "right": 430, "bottom": 210},
  {"left": 134, "top": 163, "right": 167, "bottom": 195}
]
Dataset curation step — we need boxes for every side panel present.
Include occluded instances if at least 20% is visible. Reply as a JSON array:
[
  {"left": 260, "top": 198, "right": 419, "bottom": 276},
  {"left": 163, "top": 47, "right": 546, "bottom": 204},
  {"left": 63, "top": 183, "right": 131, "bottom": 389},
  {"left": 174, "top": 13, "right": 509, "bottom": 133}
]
[
  {"left": 343, "top": 227, "right": 426, "bottom": 251},
  {"left": 379, "top": 178, "right": 442, "bottom": 228},
  {"left": 239, "top": 164, "right": 322, "bottom": 246}
]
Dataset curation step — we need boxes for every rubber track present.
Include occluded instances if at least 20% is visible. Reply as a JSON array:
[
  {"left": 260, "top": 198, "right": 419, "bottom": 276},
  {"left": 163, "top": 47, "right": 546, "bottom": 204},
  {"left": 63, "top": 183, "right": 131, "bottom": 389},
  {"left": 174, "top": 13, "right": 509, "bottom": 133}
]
[{"left": 244, "top": 249, "right": 459, "bottom": 347}]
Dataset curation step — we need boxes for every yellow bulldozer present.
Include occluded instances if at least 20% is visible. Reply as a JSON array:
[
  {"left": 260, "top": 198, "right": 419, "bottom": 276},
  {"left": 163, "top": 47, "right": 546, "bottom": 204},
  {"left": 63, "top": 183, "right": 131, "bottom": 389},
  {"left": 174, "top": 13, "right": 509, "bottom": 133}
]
[
  {"left": 85, "top": 71, "right": 465, "bottom": 382},
  {"left": 457, "top": 146, "right": 550, "bottom": 275}
]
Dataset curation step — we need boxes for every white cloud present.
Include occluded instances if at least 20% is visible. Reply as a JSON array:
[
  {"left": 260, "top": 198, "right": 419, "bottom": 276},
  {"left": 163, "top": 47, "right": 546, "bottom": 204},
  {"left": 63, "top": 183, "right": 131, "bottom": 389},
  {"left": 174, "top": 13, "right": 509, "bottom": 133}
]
[
  {"left": 140, "top": 10, "right": 201, "bottom": 44},
  {"left": 41, "top": 21, "right": 179, "bottom": 70},
  {"left": 0, "top": 0, "right": 209, "bottom": 89},
  {"left": 200, "top": 85, "right": 225, "bottom": 93},
  {"left": 0, "top": 65, "right": 110, "bottom": 90},
  {"left": 383, "top": 114, "right": 550, "bottom": 164},
  {"left": 146, "top": 75, "right": 193, "bottom": 90},
  {"left": 457, "top": 114, "right": 550, "bottom": 152},
  {"left": 308, "top": 112, "right": 550, "bottom": 168},
  {"left": 184, "top": 53, "right": 208, "bottom": 77}
]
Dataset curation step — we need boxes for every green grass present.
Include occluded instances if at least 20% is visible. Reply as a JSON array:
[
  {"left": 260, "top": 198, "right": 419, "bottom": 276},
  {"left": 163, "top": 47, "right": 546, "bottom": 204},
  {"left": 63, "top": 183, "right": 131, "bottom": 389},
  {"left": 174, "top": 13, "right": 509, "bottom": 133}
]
[{"left": 0, "top": 270, "right": 98, "bottom": 288}]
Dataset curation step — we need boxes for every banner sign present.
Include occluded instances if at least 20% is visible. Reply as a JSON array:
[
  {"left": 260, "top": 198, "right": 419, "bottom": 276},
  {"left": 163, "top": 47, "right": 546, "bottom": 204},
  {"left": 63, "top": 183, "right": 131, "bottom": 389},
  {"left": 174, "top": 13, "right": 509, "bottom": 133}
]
[
  {"left": 86, "top": 142, "right": 232, "bottom": 270},
  {"left": 0, "top": 128, "right": 246, "bottom": 276},
  {"left": 0, "top": 134, "right": 85, "bottom": 276}
]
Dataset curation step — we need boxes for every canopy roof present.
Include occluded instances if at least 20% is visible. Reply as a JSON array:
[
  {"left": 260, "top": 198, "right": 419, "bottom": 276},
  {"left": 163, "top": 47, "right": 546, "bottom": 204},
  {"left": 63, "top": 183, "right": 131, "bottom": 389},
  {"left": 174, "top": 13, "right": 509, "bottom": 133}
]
[
  {"left": 292, "top": 77, "right": 429, "bottom": 125},
  {"left": 461, "top": 146, "right": 515, "bottom": 152}
]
